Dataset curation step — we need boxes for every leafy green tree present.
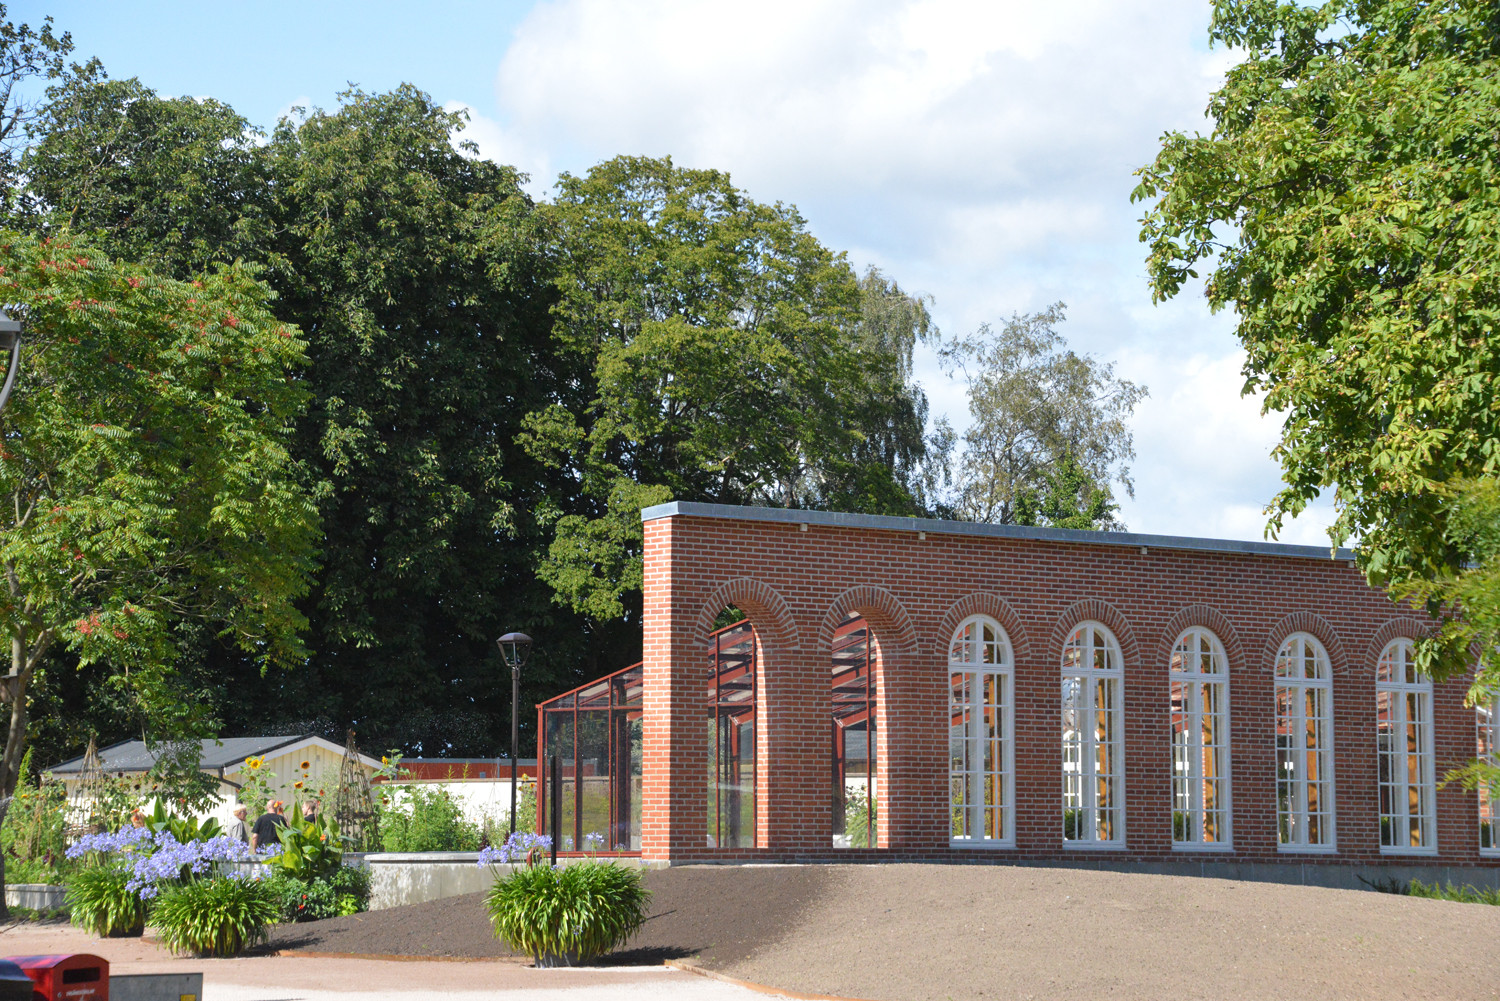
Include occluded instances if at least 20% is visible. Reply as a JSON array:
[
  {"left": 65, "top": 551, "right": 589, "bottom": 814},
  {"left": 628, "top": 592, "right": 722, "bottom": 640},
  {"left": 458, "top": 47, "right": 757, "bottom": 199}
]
[
  {"left": 1134, "top": 0, "right": 1500, "bottom": 597},
  {"left": 22, "top": 77, "right": 270, "bottom": 275},
  {"left": 0, "top": 233, "right": 317, "bottom": 794},
  {"left": 939, "top": 303, "right": 1145, "bottom": 528},
  {"left": 523, "top": 156, "right": 940, "bottom": 622}
]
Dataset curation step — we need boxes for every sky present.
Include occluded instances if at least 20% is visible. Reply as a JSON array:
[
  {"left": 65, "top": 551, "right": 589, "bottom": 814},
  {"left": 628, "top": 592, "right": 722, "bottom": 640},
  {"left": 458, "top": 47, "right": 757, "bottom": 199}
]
[{"left": 20, "top": 0, "right": 1340, "bottom": 546}]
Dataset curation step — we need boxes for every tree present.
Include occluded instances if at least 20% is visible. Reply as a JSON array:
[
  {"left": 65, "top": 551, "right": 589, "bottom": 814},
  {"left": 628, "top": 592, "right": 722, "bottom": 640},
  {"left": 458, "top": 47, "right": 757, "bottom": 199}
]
[
  {"left": 523, "top": 156, "right": 940, "bottom": 623},
  {"left": 0, "top": 233, "right": 317, "bottom": 794},
  {"left": 1134, "top": 0, "right": 1500, "bottom": 597},
  {"left": 939, "top": 303, "right": 1145, "bottom": 528}
]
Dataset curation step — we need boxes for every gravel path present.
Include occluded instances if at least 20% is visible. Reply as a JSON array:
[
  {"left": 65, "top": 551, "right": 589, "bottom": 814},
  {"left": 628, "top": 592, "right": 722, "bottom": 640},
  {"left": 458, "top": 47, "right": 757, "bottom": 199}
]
[{"left": 274, "top": 864, "right": 1500, "bottom": 1000}]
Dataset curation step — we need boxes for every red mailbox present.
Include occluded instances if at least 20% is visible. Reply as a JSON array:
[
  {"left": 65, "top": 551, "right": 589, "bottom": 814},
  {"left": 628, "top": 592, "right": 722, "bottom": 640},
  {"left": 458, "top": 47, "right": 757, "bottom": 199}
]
[{"left": 6, "top": 956, "right": 108, "bottom": 1001}]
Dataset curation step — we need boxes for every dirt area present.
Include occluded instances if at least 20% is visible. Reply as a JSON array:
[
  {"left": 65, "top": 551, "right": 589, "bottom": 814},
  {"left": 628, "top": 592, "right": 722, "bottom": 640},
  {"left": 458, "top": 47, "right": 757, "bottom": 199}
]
[
  {"left": 266, "top": 864, "right": 835, "bottom": 967},
  {"left": 9, "top": 865, "right": 1500, "bottom": 1000},
  {"left": 272, "top": 863, "right": 1500, "bottom": 1000}
]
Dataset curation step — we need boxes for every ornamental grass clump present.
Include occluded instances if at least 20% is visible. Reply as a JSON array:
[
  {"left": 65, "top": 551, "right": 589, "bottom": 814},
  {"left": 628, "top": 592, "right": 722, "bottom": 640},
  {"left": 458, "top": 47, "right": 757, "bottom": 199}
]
[
  {"left": 480, "top": 831, "right": 650, "bottom": 966},
  {"left": 64, "top": 864, "right": 148, "bottom": 937},
  {"left": 149, "top": 875, "right": 281, "bottom": 956}
]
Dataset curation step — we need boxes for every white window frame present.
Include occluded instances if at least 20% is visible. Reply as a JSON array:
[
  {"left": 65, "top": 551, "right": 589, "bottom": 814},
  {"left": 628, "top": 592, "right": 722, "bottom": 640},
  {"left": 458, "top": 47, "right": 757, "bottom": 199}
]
[
  {"left": 1170, "top": 627, "right": 1231, "bottom": 850},
  {"left": 1479, "top": 694, "right": 1498, "bottom": 857},
  {"left": 1377, "top": 638, "right": 1437, "bottom": 855},
  {"left": 1275, "top": 632, "right": 1336, "bottom": 853},
  {"left": 1062, "top": 620, "right": 1125, "bottom": 848},
  {"left": 949, "top": 615, "right": 1015, "bottom": 848}
]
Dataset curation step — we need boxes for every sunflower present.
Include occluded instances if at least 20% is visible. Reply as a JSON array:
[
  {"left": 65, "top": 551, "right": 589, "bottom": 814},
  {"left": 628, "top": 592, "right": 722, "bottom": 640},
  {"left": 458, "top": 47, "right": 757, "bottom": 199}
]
[
  {"left": 245, "top": 756, "right": 263, "bottom": 771},
  {"left": 300, "top": 760, "right": 310, "bottom": 770},
  {"left": 294, "top": 780, "right": 304, "bottom": 789}
]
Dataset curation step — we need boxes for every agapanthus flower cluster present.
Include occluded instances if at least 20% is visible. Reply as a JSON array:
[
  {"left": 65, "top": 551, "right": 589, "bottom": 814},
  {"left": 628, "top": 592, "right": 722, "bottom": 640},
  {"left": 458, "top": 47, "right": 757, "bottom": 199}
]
[
  {"left": 124, "top": 833, "right": 257, "bottom": 897},
  {"left": 64, "top": 826, "right": 154, "bottom": 859},
  {"left": 476, "top": 831, "right": 553, "bottom": 867},
  {"left": 67, "top": 827, "right": 284, "bottom": 899}
]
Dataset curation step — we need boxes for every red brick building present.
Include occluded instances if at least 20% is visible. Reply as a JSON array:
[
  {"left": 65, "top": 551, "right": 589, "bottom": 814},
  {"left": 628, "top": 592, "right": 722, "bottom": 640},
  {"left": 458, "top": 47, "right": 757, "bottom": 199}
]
[{"left": 628, "top": 501, "right": 1499, "bottom": 882}]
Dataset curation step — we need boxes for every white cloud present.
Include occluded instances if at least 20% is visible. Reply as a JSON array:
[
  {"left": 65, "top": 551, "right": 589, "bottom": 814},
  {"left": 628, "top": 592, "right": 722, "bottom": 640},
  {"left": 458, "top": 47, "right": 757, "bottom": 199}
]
[{"left": 467, "top": 0, "right": 1338, "bottom": 544}]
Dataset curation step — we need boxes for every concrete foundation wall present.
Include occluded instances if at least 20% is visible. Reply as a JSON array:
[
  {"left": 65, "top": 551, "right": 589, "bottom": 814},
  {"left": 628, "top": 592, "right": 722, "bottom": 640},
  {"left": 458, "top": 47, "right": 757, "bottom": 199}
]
[
  {"left": 5, "top": 883, "right": 65, "bottom": 909},
  {"left": 361, "top": 853, "right": 652, "bottom": 910}
]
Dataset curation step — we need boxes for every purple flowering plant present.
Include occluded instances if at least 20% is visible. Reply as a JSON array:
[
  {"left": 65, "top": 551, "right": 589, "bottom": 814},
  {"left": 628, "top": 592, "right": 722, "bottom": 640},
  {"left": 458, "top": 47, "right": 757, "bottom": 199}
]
[
  {"left": 476, "top": 831, "right": 553, "bottom": 869},
  {"left": 67, "top": 827, "right": 280, "bottom": 899}
]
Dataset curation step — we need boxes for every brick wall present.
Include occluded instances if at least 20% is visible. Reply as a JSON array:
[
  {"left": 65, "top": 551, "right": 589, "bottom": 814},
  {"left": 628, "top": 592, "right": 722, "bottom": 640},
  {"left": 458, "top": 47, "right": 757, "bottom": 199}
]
[{"left": 640, "top": 507, "right": 1495, "bottom": 870}]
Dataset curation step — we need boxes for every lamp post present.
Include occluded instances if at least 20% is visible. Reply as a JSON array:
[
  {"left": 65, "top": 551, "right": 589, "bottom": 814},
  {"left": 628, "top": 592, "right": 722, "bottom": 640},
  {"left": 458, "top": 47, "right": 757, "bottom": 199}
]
[
  {"left": 0, "top": 307, "right": 23, "bottom": 413},
  {"left": 498, "top": 631, "right": 533, "bottom": 838}
]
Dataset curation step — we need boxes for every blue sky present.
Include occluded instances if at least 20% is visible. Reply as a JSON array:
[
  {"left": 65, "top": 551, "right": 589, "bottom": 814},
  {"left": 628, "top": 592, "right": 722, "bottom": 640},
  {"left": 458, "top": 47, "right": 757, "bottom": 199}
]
[{"left": 14, "top": 1, "right": 1340, "bottom": 545}]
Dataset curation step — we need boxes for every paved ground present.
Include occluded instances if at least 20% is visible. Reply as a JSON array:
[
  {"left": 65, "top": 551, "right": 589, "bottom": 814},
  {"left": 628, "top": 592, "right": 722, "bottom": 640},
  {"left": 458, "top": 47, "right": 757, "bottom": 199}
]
[
  {"left": 9, "top": 864, "right": 1500, "bottom": 1000},
  {"left": 0, "top": 925, "right": 786, "bottom": 1001}
]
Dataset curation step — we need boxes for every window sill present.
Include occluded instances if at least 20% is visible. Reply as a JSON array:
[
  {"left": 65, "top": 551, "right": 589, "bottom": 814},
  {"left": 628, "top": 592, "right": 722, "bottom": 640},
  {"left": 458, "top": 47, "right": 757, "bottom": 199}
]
[
  {"left": 1173, "top": 842, "right": 1233, "bottom": 852},
  {"left": 1380, "top": 845, "right": 1439, "bottom": 857},
  {"left": 1063, "top": 840, "right": 1126, "bottom": 850},
  {"left": 949, "top": 839, "right": 1016, "bottom": 850},
  {"left": 1277, "top": 843, "right": 1338, "bottom": 855}
]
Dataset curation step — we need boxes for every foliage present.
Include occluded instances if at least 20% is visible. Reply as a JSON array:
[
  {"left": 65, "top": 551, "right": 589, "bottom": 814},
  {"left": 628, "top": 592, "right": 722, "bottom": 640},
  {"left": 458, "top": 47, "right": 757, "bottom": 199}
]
[
  {"left": 264, "top": 864, "right": 369, "bottom": 922},
  {"left": 0, "top": 233, "right": 317, "bottom": 794},
  {"left": 143, "top": 740, "right": 224, "bottom": 817},
  {"left": 477, "top": 830, "right": 552, "bottom": 868},
  {"left": 269, "top": 809, "right": 343, "bottom": 881},
  {"left": 938, "top": 304, "right": 1145, "bottom": 527},
  {"left": 3, "top": 750, "right": 68, "bottom": 877},
  {"left": 377, "top": 784, "right": 481, "bottom": 853},
  {"left": 0, "top": 5, "right": 99, "bottom": 220},
  {"left": 1134, "top": 0, "right": 1500, "bottom": 597},
  {"left": 485, "top": 857, "right": 649, "bottom": 965},
  {"left": 148, "top": 874, "right": 279, "bottom": 956},
  {"left": 525, "top": 155, "right": 943, "bottom": 623},
  {"left": 66, "top": 826, "right": 259, "bottom": 899},
  {"left": 142, "top": 801, "right": 223, "bottom": 844},
  {"left": 64, "top": 863, "right": 145, "bottom": 936},
  {"left": 843, "top": 787, "right": 875, "bottom": 849},
  {"left": 1409, "top": 879, "right": 1500, "bottom": 906},
  {"left": 237, "top": 755, "right": 276, "bottom": 818}
]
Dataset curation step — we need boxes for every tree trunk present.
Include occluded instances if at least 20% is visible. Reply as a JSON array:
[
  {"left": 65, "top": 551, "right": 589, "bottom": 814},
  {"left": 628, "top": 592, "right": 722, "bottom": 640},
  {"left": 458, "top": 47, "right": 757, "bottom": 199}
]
[{"left": 0, "top": 796, "right": 12, "bottom": 921}]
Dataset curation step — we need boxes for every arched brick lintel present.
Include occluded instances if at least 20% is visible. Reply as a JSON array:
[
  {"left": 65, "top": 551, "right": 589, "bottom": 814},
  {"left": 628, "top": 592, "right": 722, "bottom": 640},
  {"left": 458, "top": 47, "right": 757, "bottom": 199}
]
[
  {"left": 935, "top": 593, "right": 1031, "bottom": 664},
  {"left": 1262, "top": 611, "right": 1348, "bottom": 677},
  {"left": 1050, "top": 598, "right": 1138, "bottom": 666},
  {"left": 1365, "top": 616, "right": 1439, "bottom": 674},
  {"left": 693, "top": 577, "right": 800, "bottom": 656},
  {"left": 819, "top": 586, "right": 917, "bottom": 660},
  {"left": 1157, "top": 604, "right": 1246, "bottom": 672}
]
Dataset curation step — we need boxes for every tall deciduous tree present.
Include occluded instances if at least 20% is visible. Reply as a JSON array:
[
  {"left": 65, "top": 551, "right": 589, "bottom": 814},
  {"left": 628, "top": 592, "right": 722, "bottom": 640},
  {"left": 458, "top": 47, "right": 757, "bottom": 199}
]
[
  {"left": 523, "top": 156, "right": 940, "bottom": 623},
  {"left": 0, "top": 233, "right": 317, "bottom": 794},
  {"left": 1134, "top": 0, "right": 1500, "bottom": 597},
  {"left": 940, "top": 303, "right": 1145, "bottom": 528}
]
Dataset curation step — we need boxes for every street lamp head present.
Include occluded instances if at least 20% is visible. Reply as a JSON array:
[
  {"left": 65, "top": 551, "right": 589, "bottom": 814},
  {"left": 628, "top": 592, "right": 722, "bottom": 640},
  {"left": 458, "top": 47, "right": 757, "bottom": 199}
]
[
  {"left": 498, "top": 631, "right": 533, "bottom": 670},
  {"left": 0, "top": 306, "right": 23, "bottom": 414}
]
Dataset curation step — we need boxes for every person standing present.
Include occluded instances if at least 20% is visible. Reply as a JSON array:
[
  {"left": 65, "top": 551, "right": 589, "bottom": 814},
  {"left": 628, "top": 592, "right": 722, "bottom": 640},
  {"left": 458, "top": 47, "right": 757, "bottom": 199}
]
[
  {"left": 301, "top": 798, "right": 320, "bottom": 827},
  {"left": 251, "top": 800, "right": 287, "bottom": 851},
  {"left": 228, "top": 804, "right": 251, "bottom": 844}
]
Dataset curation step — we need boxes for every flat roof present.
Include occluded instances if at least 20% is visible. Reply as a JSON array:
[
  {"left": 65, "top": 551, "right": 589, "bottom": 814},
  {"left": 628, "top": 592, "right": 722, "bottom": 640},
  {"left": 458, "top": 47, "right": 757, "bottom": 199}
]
[{"left": 641, "top": 501, "right": 1356, "bottom": 562}]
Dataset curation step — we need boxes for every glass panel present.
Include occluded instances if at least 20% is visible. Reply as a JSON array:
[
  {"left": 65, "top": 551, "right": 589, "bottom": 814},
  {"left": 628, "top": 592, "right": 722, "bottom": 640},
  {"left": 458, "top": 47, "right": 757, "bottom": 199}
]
[
  {"left": 576, "top": 711, "right": 610, "bottom": 851},
  {"left": 543, "top": 710, "right": 576, "bottom": 852},
  {"left": 951, "top": 672, "right": 971, "bottom": 840}
]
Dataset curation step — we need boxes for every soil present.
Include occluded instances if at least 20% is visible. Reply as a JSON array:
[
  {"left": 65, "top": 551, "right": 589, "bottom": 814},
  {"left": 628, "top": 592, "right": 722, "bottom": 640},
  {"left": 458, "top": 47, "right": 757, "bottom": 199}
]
[
  {"left": 273, "top": 863, "right": 1500, "bottom": 1000},
  {"left": 266, "top": 864, "right": 836, "bottom": 968}
]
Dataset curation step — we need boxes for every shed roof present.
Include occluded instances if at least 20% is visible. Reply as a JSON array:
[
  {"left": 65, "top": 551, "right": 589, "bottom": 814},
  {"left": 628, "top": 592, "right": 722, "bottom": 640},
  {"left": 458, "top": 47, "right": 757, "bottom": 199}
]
[{"left": 46, "top": 734, "right": 377, "bottom": 775}]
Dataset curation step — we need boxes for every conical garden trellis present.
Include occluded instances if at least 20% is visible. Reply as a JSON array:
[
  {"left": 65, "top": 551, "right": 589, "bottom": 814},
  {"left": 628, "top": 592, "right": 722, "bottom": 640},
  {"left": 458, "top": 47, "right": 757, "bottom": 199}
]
[
  {"left": 70, "top": 734, "right": 107, "bottom": 833},
  {"left": 331, "top": 729, "right": 377, "bottom": 851}
]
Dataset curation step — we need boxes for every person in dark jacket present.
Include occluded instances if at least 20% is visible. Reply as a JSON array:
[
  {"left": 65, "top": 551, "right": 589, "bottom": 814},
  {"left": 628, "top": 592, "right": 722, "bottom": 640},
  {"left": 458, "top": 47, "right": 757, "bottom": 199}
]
[{"left": 251, "top": 800, "right": 287, "bottom": 851}]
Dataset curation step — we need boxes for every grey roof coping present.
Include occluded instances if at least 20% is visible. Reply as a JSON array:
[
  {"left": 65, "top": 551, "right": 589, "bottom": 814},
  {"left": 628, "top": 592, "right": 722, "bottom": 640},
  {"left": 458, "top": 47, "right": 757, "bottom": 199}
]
[{"left": 641, "top": 501, "right": 1356, "bottom": 562}]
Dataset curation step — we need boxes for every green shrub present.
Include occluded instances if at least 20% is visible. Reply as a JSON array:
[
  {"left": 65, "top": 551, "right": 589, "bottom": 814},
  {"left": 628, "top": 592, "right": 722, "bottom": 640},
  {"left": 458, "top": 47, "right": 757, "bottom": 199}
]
[
  {"left": 149, "top": 875, "right": 280, "bottom": 956},
  {"left": 486, "top": 861, "right": 650, "bottom": 965},
  {"left": 1409, "top": 879, "right": 1500, "bottom": 905},
  {"left": 65, "top": 865, "right": 147, "bottom": 937},
  {"left": 378, "top": 785, "right": 480, "bottom": 852},
  {"left": 264, "top": 864, "right": 371, "bottom": 922},
  {"left": 844, "top": 788, "right": 876, "bottom": 848},
  {"left": 273, "top": 811, "right": 343, "bottom": 881},
  {"left": 3, "top": 751, "right": 72, "bottom": 883}
]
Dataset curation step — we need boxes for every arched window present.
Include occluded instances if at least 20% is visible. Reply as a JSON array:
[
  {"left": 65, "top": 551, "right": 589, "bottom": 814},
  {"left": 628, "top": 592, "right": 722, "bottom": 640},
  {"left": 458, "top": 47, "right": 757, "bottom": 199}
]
[
  {"left": 1062, "top": 621, "right": 1123, "bottom": 845},
  {"left": 949, "top": 615, "right": 1014, "bottom": 847},
  {"left": 1478, "top": 694, "right": 1497, "bottom": 855},
  {"left": 1377, "top": 638, "right": 1436, "bottom": 852},
  {"left": 1275, "top": 634, "right": 1334, "bottom": 849},
  {"left": 1170, "top": 628, "right": 1229, "bottom": 846}
]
